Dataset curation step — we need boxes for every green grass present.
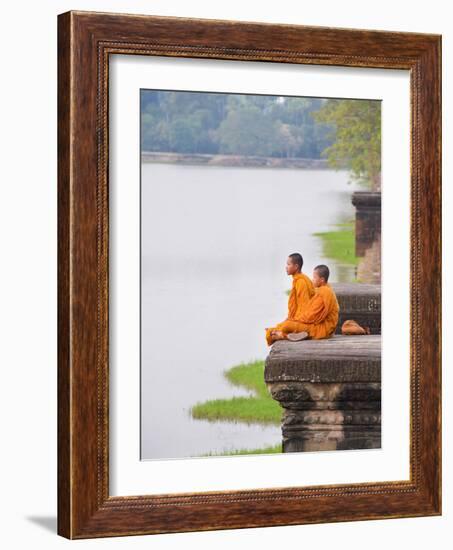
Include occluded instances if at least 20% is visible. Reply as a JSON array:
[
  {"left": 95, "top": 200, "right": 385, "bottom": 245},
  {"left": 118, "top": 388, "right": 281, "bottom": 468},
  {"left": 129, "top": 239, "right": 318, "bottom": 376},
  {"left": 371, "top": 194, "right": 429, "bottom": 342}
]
[
  {"left": 199, "top": 443, "right": 282, "bottom": 457},
  {"left": 190, "top": 359, "right": 282, "bottom": 425},
  {"left": 313, "top": 220, "right": 359, "bottom": 266},
  {"left": 189, "top": 359, "right": 283, "bottom": 457}
]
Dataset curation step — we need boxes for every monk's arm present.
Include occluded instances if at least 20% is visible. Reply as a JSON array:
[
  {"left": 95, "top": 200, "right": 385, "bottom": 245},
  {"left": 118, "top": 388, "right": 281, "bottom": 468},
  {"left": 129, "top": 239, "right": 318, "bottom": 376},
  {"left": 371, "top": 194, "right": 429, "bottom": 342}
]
[{"left": 299, "top": 294, "right": 328, "bottom": 324}]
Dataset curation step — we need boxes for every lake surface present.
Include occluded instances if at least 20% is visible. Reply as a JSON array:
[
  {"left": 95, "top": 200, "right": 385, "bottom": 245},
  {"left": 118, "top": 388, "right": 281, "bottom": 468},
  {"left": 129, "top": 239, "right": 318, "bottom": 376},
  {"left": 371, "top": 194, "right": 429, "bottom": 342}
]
[{"left": 141, "top": 163, "right": 362, "bottom": 459}]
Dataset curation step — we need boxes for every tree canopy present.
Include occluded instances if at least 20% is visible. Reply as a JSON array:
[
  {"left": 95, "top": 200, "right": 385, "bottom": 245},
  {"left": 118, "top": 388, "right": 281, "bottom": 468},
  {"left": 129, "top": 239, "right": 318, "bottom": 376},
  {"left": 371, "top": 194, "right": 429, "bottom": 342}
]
[{"left": 311, "top": 99, "right": 381, "bottom": 190}]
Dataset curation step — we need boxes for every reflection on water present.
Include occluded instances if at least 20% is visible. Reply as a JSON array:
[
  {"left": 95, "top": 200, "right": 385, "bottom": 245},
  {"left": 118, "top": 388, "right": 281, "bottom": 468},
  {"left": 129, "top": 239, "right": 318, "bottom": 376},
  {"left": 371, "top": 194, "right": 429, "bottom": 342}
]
[{"left": 141, "top": 163, "right": 363, "bottom": 459}]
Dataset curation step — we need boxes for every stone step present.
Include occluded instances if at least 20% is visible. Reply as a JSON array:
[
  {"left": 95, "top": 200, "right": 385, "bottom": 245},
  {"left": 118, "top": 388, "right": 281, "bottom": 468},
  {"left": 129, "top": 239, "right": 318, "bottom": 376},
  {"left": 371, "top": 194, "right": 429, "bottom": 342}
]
[
  {"left": 331, "top": 283, "right": 381, "bottom": 335},
  {"left": 264, "top": 335, "right": 381, "bottom": 453}
]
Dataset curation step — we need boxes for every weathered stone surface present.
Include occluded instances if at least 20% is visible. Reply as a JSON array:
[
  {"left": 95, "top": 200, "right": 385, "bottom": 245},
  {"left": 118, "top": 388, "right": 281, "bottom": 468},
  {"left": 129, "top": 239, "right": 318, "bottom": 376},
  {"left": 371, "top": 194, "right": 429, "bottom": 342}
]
[
  {"left": 357, "top": 235, "right": 381, "bottom": 285},
  {"left": 352, "top": 191, "right": 381, "bottom": 258},
  {"left": 264, "top": 336, "right": 381, "bottom": 383},
  {"left": 265, "top": 335, "right": 381, "bottom": 453},
  {"left": 268, "top": 381, "right": 381, "bottom": 409},
  {"left": 331, "top": 283, "right": 381, "bottom": 335}
]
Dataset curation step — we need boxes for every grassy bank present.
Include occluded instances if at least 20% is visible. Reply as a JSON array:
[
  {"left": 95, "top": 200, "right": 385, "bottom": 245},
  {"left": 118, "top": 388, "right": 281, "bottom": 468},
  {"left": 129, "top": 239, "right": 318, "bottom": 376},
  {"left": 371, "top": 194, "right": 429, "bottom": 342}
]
[
  {"left": 189, "top": 359, "right": 283, "bottom": 456},
  {"left": 190, "top": 360, "right": 282, "bottom": 425},
  {"left": 200, "top": 443, "right": 282, "bottom": 457},
  {"left": 313, "top": 220, "right": 358, "bottom": 266}
]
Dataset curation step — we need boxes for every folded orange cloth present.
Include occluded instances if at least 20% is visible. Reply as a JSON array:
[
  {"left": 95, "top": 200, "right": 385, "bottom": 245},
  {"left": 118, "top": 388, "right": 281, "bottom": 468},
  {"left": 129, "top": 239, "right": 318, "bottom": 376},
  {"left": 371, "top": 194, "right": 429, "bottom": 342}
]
[{"left": 341, "top": 319, "right": 370, "bottom": 335}]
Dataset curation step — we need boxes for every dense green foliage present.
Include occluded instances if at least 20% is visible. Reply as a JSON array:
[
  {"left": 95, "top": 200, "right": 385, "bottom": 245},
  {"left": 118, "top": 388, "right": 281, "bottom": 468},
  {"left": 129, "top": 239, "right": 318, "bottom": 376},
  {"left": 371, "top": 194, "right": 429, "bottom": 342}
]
[
  {"left": 311, "top": 99, "right": 381, "bottom": 190},
  {"left": 141, "top": 91, "right": 381, "bottom": 189},
  {"left": 141, "top": 91, "right": 333, "bottom": 158}
]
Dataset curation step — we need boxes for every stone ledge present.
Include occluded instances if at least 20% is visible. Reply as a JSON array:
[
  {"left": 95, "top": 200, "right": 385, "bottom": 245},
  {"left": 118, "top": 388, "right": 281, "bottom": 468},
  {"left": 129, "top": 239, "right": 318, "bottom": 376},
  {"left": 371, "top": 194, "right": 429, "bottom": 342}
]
[
  {"left": 264, "top": 335, "right": 381, "bottom": 452},
  {"left": 351, "top": 191, "right": 381, "bottom": 208},
  {"left": 264, "top": 335, "right": 381, "bottom": 383}
]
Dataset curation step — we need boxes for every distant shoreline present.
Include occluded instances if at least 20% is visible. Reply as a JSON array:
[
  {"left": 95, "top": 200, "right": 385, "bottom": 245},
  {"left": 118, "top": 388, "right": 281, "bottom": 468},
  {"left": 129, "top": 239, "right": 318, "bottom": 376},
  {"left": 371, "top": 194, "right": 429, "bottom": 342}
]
[{"left": 141, "top": 151, "right": 330, "bottom": 169}]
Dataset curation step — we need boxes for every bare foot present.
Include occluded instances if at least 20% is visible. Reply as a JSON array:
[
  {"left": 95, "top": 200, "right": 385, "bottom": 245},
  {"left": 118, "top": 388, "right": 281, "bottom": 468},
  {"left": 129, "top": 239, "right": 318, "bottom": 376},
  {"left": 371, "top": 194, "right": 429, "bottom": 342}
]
[{"left": 272, "top": 330, "right": 286, "bottom": 340}]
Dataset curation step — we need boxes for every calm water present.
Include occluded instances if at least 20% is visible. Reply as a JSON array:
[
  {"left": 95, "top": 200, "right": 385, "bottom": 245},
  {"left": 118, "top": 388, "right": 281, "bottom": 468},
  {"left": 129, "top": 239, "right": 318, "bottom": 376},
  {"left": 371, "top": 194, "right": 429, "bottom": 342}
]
[{"left": 141, "top": 163, "right": 361, "bottom": 459}]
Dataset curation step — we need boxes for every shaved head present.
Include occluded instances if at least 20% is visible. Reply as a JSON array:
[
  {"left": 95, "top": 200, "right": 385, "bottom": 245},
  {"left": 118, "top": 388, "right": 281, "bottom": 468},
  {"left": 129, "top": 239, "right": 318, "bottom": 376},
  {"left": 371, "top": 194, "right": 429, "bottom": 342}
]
[
  {"left": 314, "top": 264, "right": 330, "bottom": 282},
  {"left": 288, "top": 253, "right": 303, "bottom": 271}
]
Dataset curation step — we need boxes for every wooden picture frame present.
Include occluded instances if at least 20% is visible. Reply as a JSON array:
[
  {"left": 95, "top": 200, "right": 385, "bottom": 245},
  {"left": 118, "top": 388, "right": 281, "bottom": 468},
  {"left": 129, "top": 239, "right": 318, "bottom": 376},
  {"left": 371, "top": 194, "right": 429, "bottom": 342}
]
[{"left": 57, "top": 10, "right": 441, "bottom": 539}]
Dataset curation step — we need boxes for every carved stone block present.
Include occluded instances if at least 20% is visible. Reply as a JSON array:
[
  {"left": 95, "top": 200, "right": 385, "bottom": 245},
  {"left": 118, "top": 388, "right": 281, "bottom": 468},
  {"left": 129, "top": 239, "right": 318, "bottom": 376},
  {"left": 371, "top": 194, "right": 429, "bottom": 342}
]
[{"left": 265, "top": 335, "right": 381, "bottom": 452}]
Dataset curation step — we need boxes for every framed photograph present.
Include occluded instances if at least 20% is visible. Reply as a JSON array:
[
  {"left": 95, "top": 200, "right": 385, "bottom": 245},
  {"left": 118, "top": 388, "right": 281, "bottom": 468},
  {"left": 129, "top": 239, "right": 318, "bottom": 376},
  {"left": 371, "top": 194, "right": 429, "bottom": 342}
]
[{"left": 57, "top": 10, "right": 441, "bottom": 539}]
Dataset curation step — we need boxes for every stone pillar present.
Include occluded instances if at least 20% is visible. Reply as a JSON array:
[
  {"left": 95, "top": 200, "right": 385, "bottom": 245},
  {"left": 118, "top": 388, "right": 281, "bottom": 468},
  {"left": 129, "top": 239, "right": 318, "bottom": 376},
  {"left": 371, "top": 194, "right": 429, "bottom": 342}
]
[
  {"left": 264, "top": 336, "right": 381, "bottom": 453},
  {"left": 351, "top": 191, "right": 381, "bottom": 257}
]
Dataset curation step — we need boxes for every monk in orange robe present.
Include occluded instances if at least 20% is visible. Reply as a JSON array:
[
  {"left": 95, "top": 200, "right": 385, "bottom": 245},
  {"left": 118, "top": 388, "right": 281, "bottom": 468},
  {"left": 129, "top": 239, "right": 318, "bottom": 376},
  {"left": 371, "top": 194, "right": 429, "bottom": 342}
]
[
  {"left": 265, "top": 253, "right": 315, "bottom": 346},
  {"left": 268, "top": 264, "right": 339, "bottom": 343}
]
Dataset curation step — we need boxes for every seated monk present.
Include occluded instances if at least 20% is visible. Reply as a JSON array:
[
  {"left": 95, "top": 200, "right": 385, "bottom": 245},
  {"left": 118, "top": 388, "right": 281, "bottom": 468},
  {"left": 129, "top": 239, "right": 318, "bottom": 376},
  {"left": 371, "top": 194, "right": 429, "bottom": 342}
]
[
  {"left": 265, "top": 252, "right": 315, "bottom": 346},
  {"left": 269, "top": 264, "right": 339, "bottom": 343}
]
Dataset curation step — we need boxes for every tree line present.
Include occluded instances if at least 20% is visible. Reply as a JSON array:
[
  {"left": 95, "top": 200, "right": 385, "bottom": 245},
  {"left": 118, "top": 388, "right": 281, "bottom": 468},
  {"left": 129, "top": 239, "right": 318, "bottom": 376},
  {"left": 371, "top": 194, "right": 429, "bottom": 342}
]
[
  {"left": 141, "top": 90, "right": 381, "bottom": 190},
  {"left": 141, "top": 91, "right": 332, "bottom": 159}
]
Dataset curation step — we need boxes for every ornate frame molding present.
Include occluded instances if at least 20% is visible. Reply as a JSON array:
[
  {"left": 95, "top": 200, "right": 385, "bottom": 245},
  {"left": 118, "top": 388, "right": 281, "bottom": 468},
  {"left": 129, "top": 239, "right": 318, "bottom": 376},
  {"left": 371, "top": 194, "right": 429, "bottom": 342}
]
[{"left": 58, "top": 10, "right": 441, "bottom": 538}]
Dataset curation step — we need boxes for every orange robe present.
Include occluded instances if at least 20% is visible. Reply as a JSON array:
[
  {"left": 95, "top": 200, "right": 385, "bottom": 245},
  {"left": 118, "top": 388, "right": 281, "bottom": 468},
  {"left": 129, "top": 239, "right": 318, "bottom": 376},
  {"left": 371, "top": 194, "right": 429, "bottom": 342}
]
[
  {"left": 266, "top": 284, "right": 339, "bottom": 344},
  {"left": 265, "top": 272, "right": 315, "bottom": 346}
]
